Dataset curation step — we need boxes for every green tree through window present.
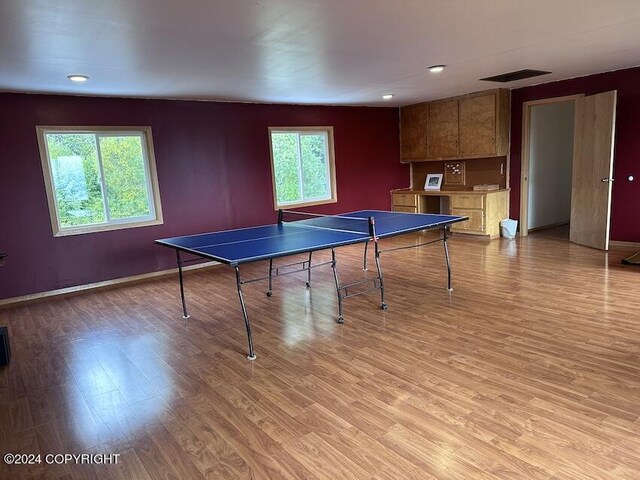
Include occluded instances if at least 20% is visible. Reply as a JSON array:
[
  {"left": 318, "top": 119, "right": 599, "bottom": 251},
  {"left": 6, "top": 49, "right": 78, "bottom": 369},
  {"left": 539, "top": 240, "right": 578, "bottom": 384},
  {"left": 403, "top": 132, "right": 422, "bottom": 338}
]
[
  {"left": 99, "top": 136, "right": 152, "bottom": 220},
  {"left": 48, "top": 133, "right": 106, "bottom": 226},
  {"left": 270, "top": 128, "right": 335, "bottom": 207}
]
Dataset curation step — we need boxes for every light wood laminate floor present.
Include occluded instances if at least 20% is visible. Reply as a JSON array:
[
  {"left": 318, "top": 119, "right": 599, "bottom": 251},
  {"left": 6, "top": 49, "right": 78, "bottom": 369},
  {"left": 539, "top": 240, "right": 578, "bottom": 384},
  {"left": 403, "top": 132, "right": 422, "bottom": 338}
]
[{"left": 1, "top": 228, "right": 639, "bottom": 479}]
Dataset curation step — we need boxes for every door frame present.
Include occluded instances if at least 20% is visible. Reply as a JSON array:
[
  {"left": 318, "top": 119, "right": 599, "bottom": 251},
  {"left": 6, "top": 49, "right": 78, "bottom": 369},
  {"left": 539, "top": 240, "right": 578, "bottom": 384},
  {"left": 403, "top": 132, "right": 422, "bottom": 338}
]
[{"left": 519, "top": 94, "right": 583, "bottom": 236}]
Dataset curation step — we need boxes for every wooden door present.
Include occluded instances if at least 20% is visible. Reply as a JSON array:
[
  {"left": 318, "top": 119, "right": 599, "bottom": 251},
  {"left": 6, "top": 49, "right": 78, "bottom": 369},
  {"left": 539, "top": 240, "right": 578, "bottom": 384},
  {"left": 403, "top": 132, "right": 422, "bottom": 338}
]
[
  {"left": 427, "top": 100, "right": 458, "bottom": 158},
  {"left": 400, "top": 104, "right": 428, "bottom": 160},
  {"left": 459, "top": 92, "right": 496, "bottom": 157},
  {"left": 570, "top": 91, "right": 617, "bottom": 250}
]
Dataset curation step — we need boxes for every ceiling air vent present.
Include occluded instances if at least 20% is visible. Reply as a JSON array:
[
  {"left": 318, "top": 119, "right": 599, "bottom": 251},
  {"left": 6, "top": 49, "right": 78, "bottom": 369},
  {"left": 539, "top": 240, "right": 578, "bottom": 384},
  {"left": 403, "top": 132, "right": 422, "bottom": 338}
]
[{"left": 480, "top": 69, "right": 551, "bottom": 83}]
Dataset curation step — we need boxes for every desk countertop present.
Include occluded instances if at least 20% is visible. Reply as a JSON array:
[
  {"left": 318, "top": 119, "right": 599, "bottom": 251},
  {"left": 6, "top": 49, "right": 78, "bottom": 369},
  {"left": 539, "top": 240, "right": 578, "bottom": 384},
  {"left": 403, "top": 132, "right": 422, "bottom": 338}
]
[{"left": 392, "top": 188, "right": 509, "bottom": 196}]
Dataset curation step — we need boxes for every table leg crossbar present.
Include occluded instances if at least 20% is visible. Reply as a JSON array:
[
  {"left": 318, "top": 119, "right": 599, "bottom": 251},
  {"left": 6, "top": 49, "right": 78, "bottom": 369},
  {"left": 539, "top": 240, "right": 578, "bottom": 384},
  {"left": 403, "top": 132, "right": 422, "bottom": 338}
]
[
  {"left": 378, "top": 235, "right": 445, "bottom": 254},
  {"left": 262, "top": 253, "right": 324, "bottom": 296},
  {"left": 338, "top": 277, "right": 382, "bottom": 299}
]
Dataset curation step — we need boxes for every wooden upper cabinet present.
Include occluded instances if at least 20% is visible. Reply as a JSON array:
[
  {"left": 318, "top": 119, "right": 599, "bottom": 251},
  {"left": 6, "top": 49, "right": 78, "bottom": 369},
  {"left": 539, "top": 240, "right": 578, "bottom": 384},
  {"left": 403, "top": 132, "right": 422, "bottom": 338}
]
[
  {"left": 400, "top": 103, "right": 428, "bottom": 161},
  {"left": 459, "top": 90, "right": 510, "bottom": 158},
  {"left": 400, "top": 88, "right": 510, "bottom": 161},
  {"left": 427, "top": 100, "right": 459, "bottom": 158},
  {"left": 459, "top": 93, "right": 496, "bottom": 157}
]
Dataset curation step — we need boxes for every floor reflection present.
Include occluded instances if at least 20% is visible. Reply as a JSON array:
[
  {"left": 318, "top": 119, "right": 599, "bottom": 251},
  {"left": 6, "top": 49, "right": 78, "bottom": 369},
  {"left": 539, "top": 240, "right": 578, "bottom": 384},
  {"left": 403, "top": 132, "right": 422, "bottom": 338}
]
[{"left": 66, "top": 333, "right": 171, "bottom": 444}]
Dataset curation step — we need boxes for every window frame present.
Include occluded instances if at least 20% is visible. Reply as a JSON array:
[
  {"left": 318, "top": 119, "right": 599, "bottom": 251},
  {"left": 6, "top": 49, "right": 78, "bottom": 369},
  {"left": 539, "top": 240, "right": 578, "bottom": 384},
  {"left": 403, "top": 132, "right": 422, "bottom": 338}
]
[
  {"left": 268, "top": 126, "right": 337, "bottom": 210},
  {"left": 36, "top": 125, "right": 164, "bottom": 237}
]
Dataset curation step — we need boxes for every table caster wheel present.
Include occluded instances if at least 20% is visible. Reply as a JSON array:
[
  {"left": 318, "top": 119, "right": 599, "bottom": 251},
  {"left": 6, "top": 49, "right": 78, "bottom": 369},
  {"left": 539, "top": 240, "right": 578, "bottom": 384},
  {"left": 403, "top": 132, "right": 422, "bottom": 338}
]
[
  {"left": 381, "top": 303, "right": 388, "bottom": 310},
  {"left": 305, "top": 282, "right": 311, "bottom": 288},
  {"left": 337, "top": 316, "right": 344, "bottom": 324},
  {"left": 266, "top": 291, "right": 272, "bottom": 297}
]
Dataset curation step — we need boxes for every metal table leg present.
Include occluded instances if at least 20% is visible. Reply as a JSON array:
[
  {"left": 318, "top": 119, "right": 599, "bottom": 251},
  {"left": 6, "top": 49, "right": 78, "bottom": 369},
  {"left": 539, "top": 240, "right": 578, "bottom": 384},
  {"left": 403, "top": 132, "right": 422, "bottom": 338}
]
[
  {"left": 373, "top": 239, "right": 387, "bottom": 310},
  {"left": 176, "top": 251, "right": 190, "bottom": 319},
  {"left": 266, "top": 258, "right": 273, "bottom": 297},
  {"left": 363, "top": 239, "right": 369, "bottom": 270},
  {"left": 306, "top": 252, "right": 312, "bottom": 287},
  {"left": 443, "top": 226, "right": 453, "bottom": 291},
  {"left": 235, "top": 266, "right": 256, "bottom": 360},
  {"left": 331, "top": 248, "right": 344, "bottom": 324}
]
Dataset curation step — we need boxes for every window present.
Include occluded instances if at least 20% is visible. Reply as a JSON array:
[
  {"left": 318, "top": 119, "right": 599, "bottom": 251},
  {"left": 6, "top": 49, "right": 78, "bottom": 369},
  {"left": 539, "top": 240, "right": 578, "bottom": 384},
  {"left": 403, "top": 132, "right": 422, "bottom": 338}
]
[
  {"left": 36, "top": 126, "right": 163, "bottom": 236},
  {"left": 268, "top": 127, "right": 337, "bottom": 209}
]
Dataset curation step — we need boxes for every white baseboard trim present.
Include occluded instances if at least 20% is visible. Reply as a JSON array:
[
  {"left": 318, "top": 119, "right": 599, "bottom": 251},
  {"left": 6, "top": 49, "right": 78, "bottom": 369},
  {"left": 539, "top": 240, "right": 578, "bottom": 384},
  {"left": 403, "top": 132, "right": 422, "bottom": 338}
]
[
  {"left": 527, "top": 221, "right": 569, "bottom": 233},
  {"left": 609, "top": 241, "right": 640, "bottom": 250},
  {"left": 0, "top": 261, "right": 220, "bottom": 308}
]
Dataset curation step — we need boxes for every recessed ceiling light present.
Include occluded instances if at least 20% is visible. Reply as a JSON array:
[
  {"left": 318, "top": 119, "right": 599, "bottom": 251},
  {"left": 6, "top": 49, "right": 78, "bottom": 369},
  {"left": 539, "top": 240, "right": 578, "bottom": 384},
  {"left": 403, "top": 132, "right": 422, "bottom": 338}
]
[
  {"left": 382, "top": 94, "right": 395, "bottom": 100},
  {"left": 67, "top": 74, "right": 90, "bottom": 82},
  {"left": 428, "top": 65, "right": 446, "bottom": 73}
]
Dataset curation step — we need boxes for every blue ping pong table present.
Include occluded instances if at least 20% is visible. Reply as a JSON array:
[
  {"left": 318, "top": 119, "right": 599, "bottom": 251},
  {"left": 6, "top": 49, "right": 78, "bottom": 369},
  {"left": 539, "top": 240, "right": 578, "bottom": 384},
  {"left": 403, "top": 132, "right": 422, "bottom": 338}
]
[{"left": 156, "top": 210, "right": 467, "bottom": 360}]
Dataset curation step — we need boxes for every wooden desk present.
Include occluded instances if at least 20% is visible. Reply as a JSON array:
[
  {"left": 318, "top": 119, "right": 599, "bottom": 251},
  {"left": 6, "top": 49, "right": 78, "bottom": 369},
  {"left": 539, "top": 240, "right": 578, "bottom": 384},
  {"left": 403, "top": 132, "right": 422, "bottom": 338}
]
[{"left": 391, "top": 189, "right": 509, "bottom": 238}]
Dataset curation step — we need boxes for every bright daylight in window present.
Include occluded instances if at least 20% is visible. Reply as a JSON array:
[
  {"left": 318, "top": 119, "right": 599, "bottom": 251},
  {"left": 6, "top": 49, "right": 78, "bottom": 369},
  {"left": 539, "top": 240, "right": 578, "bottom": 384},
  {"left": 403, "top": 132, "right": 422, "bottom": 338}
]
[
  {"left": 269, "top": 127, "right": 336, "bottom": 209},
  {"left": 37, "top": 127, "right": 162, "bottom": 236}
]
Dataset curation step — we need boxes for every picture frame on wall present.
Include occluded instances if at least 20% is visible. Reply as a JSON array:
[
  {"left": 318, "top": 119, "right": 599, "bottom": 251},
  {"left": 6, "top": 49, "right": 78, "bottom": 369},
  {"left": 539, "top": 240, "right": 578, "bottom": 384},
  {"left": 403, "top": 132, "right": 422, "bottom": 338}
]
[{"left": 424, "top": 173, "right": 443, "bottom": 191}]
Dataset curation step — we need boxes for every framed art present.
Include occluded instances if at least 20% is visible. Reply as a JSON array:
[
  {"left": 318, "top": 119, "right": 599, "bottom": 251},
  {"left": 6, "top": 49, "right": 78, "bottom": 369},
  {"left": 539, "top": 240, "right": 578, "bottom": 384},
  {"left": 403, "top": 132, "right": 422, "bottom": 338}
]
[{"left": 424, "top": 173, "right": 443, "bottom": 190}]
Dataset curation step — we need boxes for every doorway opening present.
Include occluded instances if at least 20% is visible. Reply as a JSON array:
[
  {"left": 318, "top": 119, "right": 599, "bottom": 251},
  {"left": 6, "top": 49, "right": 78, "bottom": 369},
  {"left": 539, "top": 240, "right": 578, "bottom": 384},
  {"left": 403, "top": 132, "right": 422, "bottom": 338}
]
[{"left": 520, "top": 95, "right": 580, "bottom": 238}]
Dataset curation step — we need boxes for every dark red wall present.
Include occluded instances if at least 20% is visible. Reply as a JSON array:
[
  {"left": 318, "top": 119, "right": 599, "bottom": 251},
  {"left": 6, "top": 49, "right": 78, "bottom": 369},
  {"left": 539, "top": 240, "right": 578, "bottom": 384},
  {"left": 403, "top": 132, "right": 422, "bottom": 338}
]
[
  {"left": 0, "top": 93, "right": 407, "bottom": 299},
  {"left": 510, "top": 66, "right": 640, "bottom": 242}
]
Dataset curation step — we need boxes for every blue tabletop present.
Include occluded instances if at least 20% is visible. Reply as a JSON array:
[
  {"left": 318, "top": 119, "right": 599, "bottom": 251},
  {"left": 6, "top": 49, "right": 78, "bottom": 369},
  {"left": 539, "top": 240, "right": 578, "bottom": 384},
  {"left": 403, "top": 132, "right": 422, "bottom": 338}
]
[{"left": 156, "top": 210, "right": 466, "bottom": 265}]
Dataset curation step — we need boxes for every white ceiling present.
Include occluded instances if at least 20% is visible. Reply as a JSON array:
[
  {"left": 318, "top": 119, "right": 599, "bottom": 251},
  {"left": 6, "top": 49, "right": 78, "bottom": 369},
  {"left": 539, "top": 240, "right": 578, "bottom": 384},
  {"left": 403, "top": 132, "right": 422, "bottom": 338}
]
[{"left": 2, "top": 0, "right": 640, "bottom": 106}]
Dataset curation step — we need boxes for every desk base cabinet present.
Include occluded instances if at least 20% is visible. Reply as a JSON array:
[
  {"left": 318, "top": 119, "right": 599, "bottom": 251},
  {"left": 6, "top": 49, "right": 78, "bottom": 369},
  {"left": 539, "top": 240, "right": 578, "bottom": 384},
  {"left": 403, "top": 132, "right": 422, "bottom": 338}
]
[
  {"left": 391, "top": 190, "right": 508, "bottom": 238},
  {"left": 450, "top": 191, "right": 508, "bottom": 238}
]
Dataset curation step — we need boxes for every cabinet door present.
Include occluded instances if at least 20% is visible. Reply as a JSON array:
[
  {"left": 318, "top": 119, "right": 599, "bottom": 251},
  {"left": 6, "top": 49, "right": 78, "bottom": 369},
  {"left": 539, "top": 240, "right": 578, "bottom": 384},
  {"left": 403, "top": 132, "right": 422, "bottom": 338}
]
[
  {"left": 451, "top": 209, "right": 485, "bottom": 233},
  {"left": 400, "top": 104, "right": 428, "bottom": 160},
  {"left": 450, "top": 192, "right": 488, "bottom": 235},
  {"left": 427, "top": 100, "right": 459, "bottom": 158},
  {"left": 459, "top": 93, "right": 496, "bottom": 157}
]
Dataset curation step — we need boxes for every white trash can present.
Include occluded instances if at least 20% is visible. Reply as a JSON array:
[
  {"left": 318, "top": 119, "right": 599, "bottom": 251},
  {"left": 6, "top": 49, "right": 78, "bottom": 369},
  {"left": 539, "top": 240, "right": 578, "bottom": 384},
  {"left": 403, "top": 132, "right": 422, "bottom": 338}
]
[{"left": 500, "top": 219, "right": 518, "bottom": 239}]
